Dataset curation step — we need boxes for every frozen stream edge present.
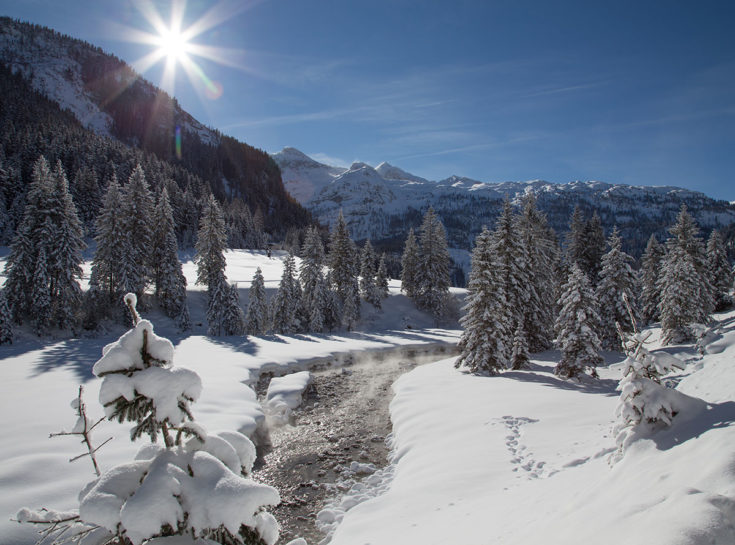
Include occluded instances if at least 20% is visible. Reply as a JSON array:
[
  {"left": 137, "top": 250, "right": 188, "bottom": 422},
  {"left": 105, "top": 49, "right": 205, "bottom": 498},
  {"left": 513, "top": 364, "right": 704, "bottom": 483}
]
[{"left": 251, "top": 343, "right": 458, "bottom": 545}]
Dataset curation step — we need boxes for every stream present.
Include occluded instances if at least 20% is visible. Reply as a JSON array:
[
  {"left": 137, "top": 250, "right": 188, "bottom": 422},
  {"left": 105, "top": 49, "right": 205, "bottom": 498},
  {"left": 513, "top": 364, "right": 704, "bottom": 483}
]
[{"left": 252, "top": 343, "right": 458, "bottom": 545}]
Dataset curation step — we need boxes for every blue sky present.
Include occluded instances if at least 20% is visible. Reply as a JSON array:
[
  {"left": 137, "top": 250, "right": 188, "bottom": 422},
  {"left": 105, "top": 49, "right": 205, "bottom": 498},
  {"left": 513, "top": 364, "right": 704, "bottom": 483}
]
[{"left": 2, "top": 0, "right": 735, "bottom": 200}]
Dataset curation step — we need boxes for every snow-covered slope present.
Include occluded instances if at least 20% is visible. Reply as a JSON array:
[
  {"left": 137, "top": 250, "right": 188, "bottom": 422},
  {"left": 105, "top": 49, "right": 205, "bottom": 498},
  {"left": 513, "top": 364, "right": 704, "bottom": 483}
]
[
  {"left": 328, "top": 314, "right": 735, "bottom": 545},
  {"left": 272, "top": 148, "right": 735, "bottom": 253}
]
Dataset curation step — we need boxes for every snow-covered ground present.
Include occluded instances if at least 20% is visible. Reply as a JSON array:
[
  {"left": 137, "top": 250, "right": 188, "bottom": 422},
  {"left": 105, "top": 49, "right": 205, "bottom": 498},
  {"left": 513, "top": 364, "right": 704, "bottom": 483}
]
[{"left": 2, "top": 249, "right": 735, "bottom": 545}]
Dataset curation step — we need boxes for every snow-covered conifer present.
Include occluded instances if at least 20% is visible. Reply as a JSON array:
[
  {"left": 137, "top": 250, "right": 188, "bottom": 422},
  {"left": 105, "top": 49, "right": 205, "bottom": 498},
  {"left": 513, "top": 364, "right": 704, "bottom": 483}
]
[
  {"left": 511, "top": 322, "right": 530, "bottom": 370},
  {"left": 581, "top": 213, "right": 605, "bottom": 285},
  {"left": 328, "top": 211, "right": 360, "bottom": 324},
  {"left": 518, "top": 193, "right": 559, "bottom": 352},
  {"left": 223, "top": 284, "right": 245, "bottom": 336},
  {"left": 564, "top": 205, "right": 586, "bottom": 271},
  {"left": 31, "top": 243, "right": 51, "bottom": 335},
  {"left": 359, "top": 239, "right": 381, "bottom": 307},
  {"left": 245, "top": 268, "right": 269, "bottom": 336},
  {"left": 322, "top": 279, "right": 342, "bottom": 333},
  {"left": 492, "top": 199, "right": 532, "bottom": 367},
  {"left": 341, "top": 281, "right": 359, "bottom": 331},
  {"left": 151, "top": 188, "right": 188, "bottom": 319},
  {"left": 119, "top": 165, "right": 154, "bottom": 301},
  {"left": 554, "top": 264, "right": 603, "bottom": 379},
  {"left": 376, "top": 253, "right": 390, "bottom": 301},
  {"left": 595, "top": 227, "right": 639, "bottom": 350},
  {"left": 0, "top": 290, "right": 12, "bottom": 344},
  {"left": 415, "top": 207, "right": 450, "bottom": 319},
  {"left": 299, "top": 226, "right": 326, "bottom": 328},
  {"left": 400, "top": 228, "right": 420, "bottom": 299},
  {"left": 640, "top": 234, "right": 665, "bottom": 324},
  {"left": 89, "top": 175, "right": 127, "bottom": 306},
  {"left": 706, "top": 229, "right": 733, "bottom": 310},
  {"left": 308, "top": 276, "right": 327, "bottom": 333},
  {"left": 456, "top": 227, "right": 510, "bottom": 374},
  {"left": 271, "top": 254, "right": 301, "bottom": 335},
  {"left": 658, "top": 205, "right": 713, "bottom": 344}
]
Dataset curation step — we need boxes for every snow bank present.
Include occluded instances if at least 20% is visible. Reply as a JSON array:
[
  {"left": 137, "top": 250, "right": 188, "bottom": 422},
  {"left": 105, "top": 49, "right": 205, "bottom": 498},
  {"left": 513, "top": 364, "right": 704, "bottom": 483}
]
[{"left": 265, "top": 371, "right": 312, "bottom": 424}]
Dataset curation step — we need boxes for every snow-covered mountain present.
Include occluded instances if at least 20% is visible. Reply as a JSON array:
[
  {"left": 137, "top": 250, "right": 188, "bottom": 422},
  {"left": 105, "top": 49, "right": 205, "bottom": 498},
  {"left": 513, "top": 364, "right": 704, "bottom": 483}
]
[{"left": 273, "top": 147, "right": 735, "bottom": 254}]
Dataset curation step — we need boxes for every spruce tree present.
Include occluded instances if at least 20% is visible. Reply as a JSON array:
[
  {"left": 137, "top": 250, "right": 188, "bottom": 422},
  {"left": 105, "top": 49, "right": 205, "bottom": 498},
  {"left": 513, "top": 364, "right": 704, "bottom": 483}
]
[
  {"left": 456, "top": 227, "right": 510, "bottom": 374},
  {"left": 271, "top": 253, "right": 301, "bottom": 334},
  {"left": 518, "top": 193, "right": 559, "bottom": 352},
  {"left": 308, "top": 276, "right": 327, "bottom": 333},
  {"left": 32, "top": 243, "right": 52, "bottom": 335},
  {"left": 565, "top": 205, "right": 586, "bottom": 271},
  {"left": 400, "top": 228, "right": 420, "bottom": 299},
  {"left": 89, "top": 175, "right": 127, "bottom": 305},
  {"left": 299, "top": 226, "right": 326, "bottom": 329},
  {"left": 245, "top": 267, "right": 269, "bottom": 336},
  {"left": 581, "top": 213, "right": 606, "bottom": 285},
  {"left": 0, "top": 290, "right": 12, "bottom": 344},
  {"left": 328, "top": 211, "right": 360, "bottom": 324},
  {"left": 658, "top": 204, "right": 714, "bottom": 343},
  {"left": 554, "top": 264, "right": 603, "bottom": 379},
  {"left": 151, "top": 188, "right": 188, "bottom": 320},
  {"left": 706, "top": 229, "right": 733, "bottom": 310},
  {"left": 415, "top": 207, "right": 450, "bottom": 319},
  {"left": 359, "top": 239, "right": 380, "bottom": 307},
  {"left": 492, "top": 199, "right": 531, "bottom": 368},
  {"left": 595, "top": 227, "right": 639, "bottom": 350},
  {"left": 119, "top": 165, "right": 154, "bottom": 301},
  {"left": 376, "top": 253, "right": 390, "bottom": 301},
  {"left": 511, "top": 322, "right": 530, "bottom": 370},
  {"left": 640, "top": 234, "right": 665, "bottom": 324}
]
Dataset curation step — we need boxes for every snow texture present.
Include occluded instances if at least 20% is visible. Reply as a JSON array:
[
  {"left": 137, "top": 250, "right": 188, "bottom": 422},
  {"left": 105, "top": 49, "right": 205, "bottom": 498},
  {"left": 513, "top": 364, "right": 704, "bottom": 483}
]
[{"left": 265, "top": 371, "right": 312, "bottom": 424}]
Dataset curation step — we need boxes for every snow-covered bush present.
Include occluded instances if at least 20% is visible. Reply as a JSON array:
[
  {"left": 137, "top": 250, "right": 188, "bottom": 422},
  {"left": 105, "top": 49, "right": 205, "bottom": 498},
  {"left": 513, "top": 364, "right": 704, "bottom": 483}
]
[{"left": 17, "top": 294, "right": 280, "bottom": 545}]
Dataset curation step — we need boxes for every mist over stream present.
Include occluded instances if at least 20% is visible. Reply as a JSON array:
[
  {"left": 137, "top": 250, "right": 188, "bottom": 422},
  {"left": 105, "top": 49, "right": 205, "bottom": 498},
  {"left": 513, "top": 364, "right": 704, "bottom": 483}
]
[{"left": 252, "top": 343, "right": 458, "bottom": 545}]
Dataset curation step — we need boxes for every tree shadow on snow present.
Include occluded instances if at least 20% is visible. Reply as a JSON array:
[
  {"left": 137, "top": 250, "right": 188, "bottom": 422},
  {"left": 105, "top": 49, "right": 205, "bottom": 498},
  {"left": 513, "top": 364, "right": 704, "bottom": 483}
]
[
  {"left": 652, "top": 401, "right": 735, "bottom": 451},
  {"left": 204, "top": 336, "right": 260, "bottom": 356},
  {"left": 501, "top": 368, "right": 620, "bottom": 397},
  {"left": 32, "top": 337, "right": 111, "bottom": 382}
]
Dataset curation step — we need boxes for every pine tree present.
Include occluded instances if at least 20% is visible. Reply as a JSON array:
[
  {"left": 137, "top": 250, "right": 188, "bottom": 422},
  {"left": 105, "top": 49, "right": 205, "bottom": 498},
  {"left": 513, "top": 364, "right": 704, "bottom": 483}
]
[
  {"left": 456, "top": 227, "right": 510, "bottom": 374},
  {"left": 640, "top": 234, "right": 665, "bottom": 324},
  {"left": 119, "top": 165, "right": 154, "bottom": 301},
  {"left": 31, "top": 243, "right": 51, "bottom": 335},
  {"left": 595, "top": 227, "right": 639, "bottom": 350},
  {"left": 376, "top": 253, "right": 390, "bottom": 301},
  {"left": 341, "top": 281, "right": 359, "bottom": 331},
  {"left": 658, "top": 204, "right": 713, "bottom": 344},
  {"left": 359, "top": 239, "right": 381, "bottom": 307},
  {"left": 271, "top": 253, "right": 301, "bottom": 334},
  {"left": 415, "top": 207, "right": 450, "bottom": 319},
  {"left": 245, "top": 267, "right": 269, "bottom": 336},
  {"left": 492, "top": 199, "right": 532, "bottom": 368},
  {"left": 518, "top": 193, "right": 559, "bottom": 352},
  {"left": 328, "top": 211, "right": 360, "bottom": 325},
  {"left": 0, "top": 290, "right": 12, "bottom": 344},
  {"left": 151, "top": 188, "right": 188, "bottom": 319},
  {"left": 706, "top": 229, "right": 733, "bottom": 310},
  {"left": 299, "top": 226, "right": 326, "bottom": 329},
  {"left": 308, "top": 276, "right": 327, "bottom": 333},
  {"left": 400, "top": 228, "right": 420, "bottom": 299},
  {"left": 222, "top": 284, "right": 245, "bottom": 336},
  {"left": 511, "top": 322, "right": 530, "bottom": 370},
  {"left": 565, "top": 205, "right": 586, "bottom": 270},
  {"left": 581, "top": 213, "right": 606, "bottom": 285},
  {"left": 89, "top": 175, "right": 127, "bottom": 306},
  {"left": 554, "top": 264, "right": 603, "bottom": 379}
]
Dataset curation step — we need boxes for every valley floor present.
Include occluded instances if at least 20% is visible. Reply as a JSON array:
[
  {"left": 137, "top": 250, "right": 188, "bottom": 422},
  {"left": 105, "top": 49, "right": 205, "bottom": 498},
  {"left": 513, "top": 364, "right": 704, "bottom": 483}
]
[{"left": 1, "top": 250, "right": 734, "bottom": 545}]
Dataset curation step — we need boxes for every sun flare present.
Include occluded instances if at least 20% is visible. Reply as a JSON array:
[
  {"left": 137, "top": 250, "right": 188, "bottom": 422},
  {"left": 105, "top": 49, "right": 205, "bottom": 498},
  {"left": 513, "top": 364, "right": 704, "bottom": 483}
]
[{"left": 156, "top": 28, "right": 190, "bottom": 63}]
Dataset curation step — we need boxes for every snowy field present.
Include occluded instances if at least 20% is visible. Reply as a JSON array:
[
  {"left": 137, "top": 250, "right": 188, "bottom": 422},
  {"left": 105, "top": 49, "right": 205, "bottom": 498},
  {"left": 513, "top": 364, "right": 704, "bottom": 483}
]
[{"left": 2, "top": 249, "right": 735, "bottom": 544}]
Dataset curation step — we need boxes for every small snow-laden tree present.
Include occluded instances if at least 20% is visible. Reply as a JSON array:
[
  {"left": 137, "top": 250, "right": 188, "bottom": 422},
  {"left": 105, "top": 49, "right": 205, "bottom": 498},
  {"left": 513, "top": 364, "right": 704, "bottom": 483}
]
[
  {"left": 612, "top": 294, "right": 698, "bottom": 461},
  {"left": 595, "top": 227, "right": 639, "bottom": 350},
  {"left": 706, "top": 229, "right": 733, "bottom": 311},
  {"left": 120, "top": 165, "right": 155, "bottom": 303},
  {"left": 400, "top": 228, "right": 420, "bottom": 299},
  {"left": 0, "top": 289, "right": 13, "bottom": 344},
  {"left": 415, "top": 207, "right": 450, "bottom": 320},
  {"left": 322, "top": 277, "right": 342, "bottom": 333},
  {"left": 245, "top": 268, "right": 269, "bottom": 336},
  {"left": 271, "top": 253, "right": 301, "bottom": 335},
  {"left": 341, "top": 281, "right": 359, "bottom": 331},
  {"left": 554, "top": 264, "right": 603, "bottom": 379},
  {"left": 376, "top": 253, "right": 390, "bottom": 301},
  {"left": 308, "top": 275, "right": 327, "bottom": 333},
  {"left": 16, "top": 294, "right": 280, "bottom": 545},
  {"left": 456, "top": 227, "right": 511, "bottom": 374},
  {"left": 299, "top": 226, "right": 326, "bottom": 328},
  {"left": 359, "top": 239, "right": 381, "bottom": 307},
  {"left": 640, "top": 234, "right": 665, "bottom": 324},
  {"left": 151, "top": 188, "right": 188, "bottom": 321},
  {"left": 206, "top": 274, "right": 245, "bottom": 336}
]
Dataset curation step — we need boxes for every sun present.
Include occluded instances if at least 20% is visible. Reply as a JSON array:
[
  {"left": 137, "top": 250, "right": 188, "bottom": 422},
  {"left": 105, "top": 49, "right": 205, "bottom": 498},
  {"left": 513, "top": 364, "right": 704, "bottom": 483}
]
[{"left": 156, "top": 28, "right": 190, "bottom": 63}]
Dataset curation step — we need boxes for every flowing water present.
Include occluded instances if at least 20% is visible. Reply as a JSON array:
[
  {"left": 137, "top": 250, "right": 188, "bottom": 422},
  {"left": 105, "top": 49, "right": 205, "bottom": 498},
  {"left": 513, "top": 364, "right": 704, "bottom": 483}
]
[{"left": 252, "top": 343, "right": 458, "bottom": 545}]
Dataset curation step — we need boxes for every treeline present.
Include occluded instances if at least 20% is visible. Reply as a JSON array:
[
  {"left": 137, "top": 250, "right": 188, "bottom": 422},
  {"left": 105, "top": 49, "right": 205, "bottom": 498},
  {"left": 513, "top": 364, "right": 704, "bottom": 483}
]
[{"left": 454, "top": 197, "right": 734, "bottom": 378}]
